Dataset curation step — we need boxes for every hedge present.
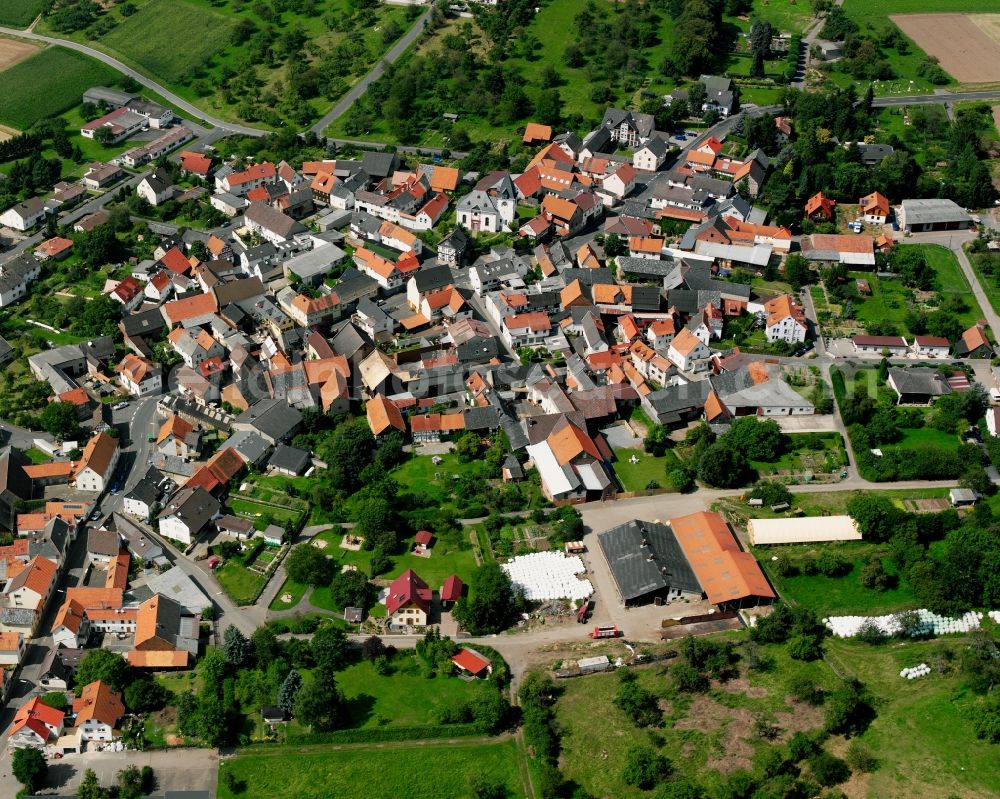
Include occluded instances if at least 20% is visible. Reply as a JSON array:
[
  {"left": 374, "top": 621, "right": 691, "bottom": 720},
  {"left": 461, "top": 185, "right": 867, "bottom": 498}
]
[{"left": 284, "top": 723, "right": 481, "bottom": 745}]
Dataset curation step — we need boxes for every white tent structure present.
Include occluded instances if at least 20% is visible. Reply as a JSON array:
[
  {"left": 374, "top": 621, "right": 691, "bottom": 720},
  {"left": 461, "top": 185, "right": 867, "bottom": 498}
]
[{"left": 748, "top": 516, "right": 861, "bottom": 546}]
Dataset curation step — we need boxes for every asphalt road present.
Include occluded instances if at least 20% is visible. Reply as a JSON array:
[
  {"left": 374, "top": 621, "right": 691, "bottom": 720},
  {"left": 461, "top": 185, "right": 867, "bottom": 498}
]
[
  {"left": 308, "top": 8, "right": 433, "bottom": 136},
  {"left": 872, "top": 90, "right": 1000, "bottom": 108}
]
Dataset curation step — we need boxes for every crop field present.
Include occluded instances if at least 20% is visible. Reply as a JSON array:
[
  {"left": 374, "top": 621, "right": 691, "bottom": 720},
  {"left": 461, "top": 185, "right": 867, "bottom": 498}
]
[
  {"left": 891, "top": 14, "right": 1000, "bottom": 83},
  {"left": 0, "top": 46, "right": 119, "bottom": 130},
  {"left": 844, "top": 0, "right": 1000, "bottom": 25},
  {"left": 217, "top": 739, "right": 525, "bottom": 799},
  {"left": 0, "top": 1, "right": 46, "bottom": 28},
  {"left": 0, "top": 37, "right": 39, "bottom": 72},
  {"left": 99, "top": 0, "right": 236, "bottom": 86}
]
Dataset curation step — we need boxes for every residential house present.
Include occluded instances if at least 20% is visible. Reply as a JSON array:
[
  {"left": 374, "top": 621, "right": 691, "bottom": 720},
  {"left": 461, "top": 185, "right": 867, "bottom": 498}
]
[
  {"left": 216, "top": 162, "right": 277, "bottom": 196},
  {"left": 157, "top": 487, "right": 220, "bottom": 546},
  {"left": 912, "top": 336, "right": 950, "bottom": 358},
  {"left": 667, "top": 328, "right": 711, "bottom": 372},
  {"left": 633, "top": 138, "right": 669, "bottom": 172},
  {"left": 852, "top": 335, "right": 908, "bottom": 355},
  {"left": 136, "top": 168, "right": 173, "bottom": 207},
  {"left": 166, "top": 327, "right": 224, "bottom": 369},
  {"left": 7, "top": 696, "right": 64, "bottom": 749},
  {"left": 762, "top": 295, "right": 807, "bottom": 344},
  {"left": 0, "top": 252, "right": 42, "bottom": 307},
  {"left": 71, "top": 432, "right": 120, "bottom": 492},
  {"left": 73, "top": 680, "right": 125, "bottom": 743},
  {"left": 35, "top": 237, "right": 74, "bottom": 261},
  {"left": 127, "top": 593, "right": 198, "bottom": 668},
  {"left": 0, "top": 631, "right": 25, "bottom": 667},
  {"left": 116, "top": 354, "right": 162, "bottom": 397},
  {"left": 82, "top": 162, "right": 124, "bottom": 189},
  {"left": 366, "top": 394, "right": 406, "bottom": 439},
  {"left": 386, "top": 569, "right": 432, "bottom": 628},
  {"left": 2, "top": 556, "right": 57, "bottom": 635},
  {"left": 109, "top": 276, "right": 144, "bottom": 312},
  {"left": 244, "top": 202, "right": 307, "bottom": 244},
  {"left": 156, "top": 416, "right": 200, "bottom": 459},
  {"left": 0, "top": 198, "right": 47, "bottom": 231},
  {"left": 526, "top": 416, "right": 611, "bottom": 504},
  {"left": 887, "top": 367, "right": 952, "bottom": 405},
  {"left": 859, "top": 191, "right": 890, "bottom": 224},
  {"left": 805, "top": 191, "right": 836, "bottom": 221},
  {"left": 699, "top": 75, "right": 738, "bottom": 116},
  {"left": 51, "top": 598, "right": 90, "bottom": 649}
]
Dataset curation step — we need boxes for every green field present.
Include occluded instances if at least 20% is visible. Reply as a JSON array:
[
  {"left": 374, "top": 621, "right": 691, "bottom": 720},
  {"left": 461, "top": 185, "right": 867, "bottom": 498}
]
[
  {"left": 0, "top": 0, "right": 45, "bottom": 27},
  {"left": 747, "top": 0, "right": 814, "bottom": 34},
  {"left": 843, "top": 0, "right": 1000, "bottom": 24},
  {"left": 613, "top": 447, "right": 680, "bottom": 492},
  {"left": 760, "top": 541, "right": 919, "bottom": 616},
  {"left": 228, "top": 496, "right": 304, "bottom": 532},
  {"left": 0, "top": 46, "right": 119, "bottom": 130},
  {"left": 216, "top": 561, "right": 267, "bottom": 605},
  {"left": 556, "top": 644, "right": 837, "bottom": 799},
  {"left": 851, "top": 245, "right": 984, "bottom": 337},
  {"left": 827, "top": 638, "right": 1000, "bottom": 799},
  {"left": 336, "top": 655, "right": 496, "bottom": 728},
  {"left": 217, "top": 739, "right": 525, "bottom": 799},
  {"left": 99, "top": 0, "right": 235, "bottom": 86}
]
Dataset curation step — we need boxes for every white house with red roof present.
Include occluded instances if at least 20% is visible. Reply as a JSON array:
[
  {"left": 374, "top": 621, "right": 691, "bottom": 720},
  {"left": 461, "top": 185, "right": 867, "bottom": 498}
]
[
  {"left": 216, "top": 161, "right": 277, "bottom": 196},
  {"left": 385, "top": 569, "right": 432, "bottom": 627},
  {"left": 8, "top": 696, "right": 64, "bottom": 749},
  {"left": 109, "top": 276, "right": 144, "bottom": 312}
]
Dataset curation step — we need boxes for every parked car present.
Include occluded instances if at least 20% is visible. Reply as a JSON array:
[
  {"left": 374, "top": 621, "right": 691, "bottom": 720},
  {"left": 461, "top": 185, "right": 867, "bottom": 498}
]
[{"left": 112, "top": 401, "right": 129, "bottom": 411}]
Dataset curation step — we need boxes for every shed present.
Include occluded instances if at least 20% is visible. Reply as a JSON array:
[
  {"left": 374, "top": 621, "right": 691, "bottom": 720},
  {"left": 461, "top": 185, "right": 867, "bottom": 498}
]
[
  {"left": 747, "top": 516, "right": 862, "bottom": 546},
  {"left": 451, "top": 648, "right": 492, "bottom": 677},
  {"left": 949, "top": 488, "right": 978, "bottom": 507},
  {"left": 344, "top": 607, "right": 364, "bottom": 623},
  {"left": 267, "top": 444, "right": 310, "bottom": 476},
  {"left": 262, "top": 706, "right": 286, "bottom": 725}
]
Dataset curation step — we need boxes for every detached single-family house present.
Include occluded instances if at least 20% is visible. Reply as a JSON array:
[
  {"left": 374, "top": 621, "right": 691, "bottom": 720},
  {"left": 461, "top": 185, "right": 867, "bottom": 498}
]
[
  {"left": 0, "top": 631, "right": 25, "bottom": 667},
  {"left": 117, "top": 354, "right": 162, "bottom": 397},
  {"left": 157, "top": 487, "right": 220, "bottom": 545},
  {"left": 887, "top": 367, "right": 952, "bottom": 405},
  {"left": 71, "top": 432, "right": 120, "bottom": 492},
  {"left": 51, "top": 599, "right": 90, "bottom": 649},
  {"left": 859, "top": 191, "right": 890, "bottom": 224},
  {"left": 0, "top": 198, "right": 47, "bottom": 231},
  {"left": 954, "top": 323, "right": 992, "bottom": 358},
  {"left": 386, "top": 569, "right": 432, "bottom": 628},
  {"left": 763, "top": 295, "right": 807, "bottom": 344},
  {"left": 912, "top": 336, "right": 950, "bottom": 359},
  {"left": 633, "top": 138, "right": 669, "bottom": 172},
  {"left": 136, "top": 168, "right": 173, "bottom": 207},
  {"left": 667, "top": 328, "right": 711, "bottom": 372},
  {"left": 8, "top": 696, "right": 64, "bottom": 749},
  {"left": 72, "top": 680, "right": 125, "bottom": 743}
]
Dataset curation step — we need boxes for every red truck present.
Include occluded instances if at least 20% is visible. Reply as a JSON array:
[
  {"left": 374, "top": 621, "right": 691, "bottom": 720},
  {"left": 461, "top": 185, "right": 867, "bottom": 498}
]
[{"left": 589, "top": 625, "right": 620, "bottom": 639}]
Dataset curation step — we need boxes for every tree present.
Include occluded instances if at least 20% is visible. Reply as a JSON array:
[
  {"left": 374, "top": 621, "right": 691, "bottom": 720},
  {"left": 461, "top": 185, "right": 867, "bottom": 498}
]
[
  {"left": 74, "top": 648, "right": 131, "bottom": 694},
  {"left": 124, "top": 677, "right": 168, "bottom": 713},
  {"left": 77, "top": 768, "right": 107, "bottom": 799},
  {"left": 622, "top": 744, "right": 671, "bottom": 789},
  {"left": 278, "top": 669, "right": 302, "bottom": 717},
  {"left": 614, "top": 671, "right": 662, "bottom": 727},
  {"left": 825, "top": 678, "right": 875, "bottom": 737},
  {"left": 783, "top": 253, "right": 812, "bottom": 289},
  {"left": 453, "top": 561, "right": 516, "bottom": 635},
  {"left": 469, "top": 774, "right": 507, "bottom": 799},
  {"left": 859, "top": 556, "right": 892, "bottom": 591},
  {"left": 329, "top": 568, "right": 373, "bottom": 610},
  {"left": 12, "top": 747, "right": 46, "bottom": 793},
  {"left": 847, "top": 493, "right": 903, "bottom": 543},
  {"left": 362, "top": 636, "right": 387, "bottom": 661},
  {"left": 38, "top": 400, "right": 78, "bottom": 438},
  {"left": 223, "top": 625, "right": 253, "bottom": 667},
  {"left": 644, "top": 424, "right": 671, "bottom": 456},
  {"left": 117, "top": 765, "right": 144, "bottom": 799},
  {"left": 295, "top": 667, "right": 345, "bottom": 731},
  {"left": 720, "top": 418, "right": 786, "bottom": 461},
  {"left": 455, "top": 431, "right": 482, "bottom": 462},
  {"left": 41, "top": 691, "right": 68, "bottom": 710},
  {"left": 284, "top": 543, "right": 332, "bottom": 586},
  {"left": 809, "top": 751, "right": 851, "bottom": 786},
  {"left": 312, "top": 623, "right": 351, "bottom": 672},
  {"left": 697, "top": 442, "right": 750, "bottom": 488}
]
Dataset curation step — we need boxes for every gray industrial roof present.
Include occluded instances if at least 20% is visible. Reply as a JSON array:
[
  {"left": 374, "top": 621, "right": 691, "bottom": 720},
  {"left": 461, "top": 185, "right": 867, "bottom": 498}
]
[
  {"left": 900, "top": 198, "right": 971, "bottom": 226},
  {"left": 597, "top": 520, "right": 701, "bottom": 602}
]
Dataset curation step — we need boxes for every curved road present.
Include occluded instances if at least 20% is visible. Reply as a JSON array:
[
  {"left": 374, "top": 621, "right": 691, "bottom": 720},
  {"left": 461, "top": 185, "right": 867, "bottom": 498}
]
[
  {"left": 0, "top": 25, "right": 269, "bottom": 137},
  {"left": 309, "top": 7, "right": 433, "bottom": 135}
]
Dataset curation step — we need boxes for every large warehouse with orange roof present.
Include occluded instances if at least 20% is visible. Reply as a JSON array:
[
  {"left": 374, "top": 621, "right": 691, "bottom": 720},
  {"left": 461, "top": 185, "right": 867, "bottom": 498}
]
[{"left": 597, "top": 511, "right": 775, "bottom": 608}]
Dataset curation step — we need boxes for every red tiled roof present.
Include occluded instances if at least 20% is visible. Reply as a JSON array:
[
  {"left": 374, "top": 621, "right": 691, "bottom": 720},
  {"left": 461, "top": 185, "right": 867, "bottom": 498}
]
[
  {"left": 386, "top": 569, "right": 432, "bottom": 615},
  {"left": 440, "top": 574, "right": 464, "bottom": 602},
  {"left": 451, "top": 648, "right": 491, "bottom": 676}
]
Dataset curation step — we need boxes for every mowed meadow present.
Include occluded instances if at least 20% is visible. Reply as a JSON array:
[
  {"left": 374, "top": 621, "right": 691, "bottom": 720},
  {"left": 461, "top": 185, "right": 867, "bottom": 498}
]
[{"left": 0, "top": 46, "right": 119, "bottom": 130}]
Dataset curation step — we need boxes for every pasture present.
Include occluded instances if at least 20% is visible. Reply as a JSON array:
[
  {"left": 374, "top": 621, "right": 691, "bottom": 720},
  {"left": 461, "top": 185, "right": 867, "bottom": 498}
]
[
  {"left": 217, "top": 739, "right": 525, "bottom": 799},
  {"left": 99, "top": 0, "right": 236, "bottom": 86},
  {"left": 891, "top": 14, "right": 1000, "bottom": 83},
  {"left": 0, "top": 0, "right": 46, "bottom": 28},
  {"left": 0, "top": 46, "right": 119, "bottom": 130}
]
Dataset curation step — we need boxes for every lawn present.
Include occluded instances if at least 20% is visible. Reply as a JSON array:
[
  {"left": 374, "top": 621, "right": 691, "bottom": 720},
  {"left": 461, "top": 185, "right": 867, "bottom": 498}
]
[
  {"left": 747, "top": 0, "right": 815, "bottom": 34},
  {"left": 715, "top": 486, "right": 952, "bottom": 523},
  {"left": 216, "top": 561, "right": 267, "bottom": 605},
  {"left": 826, "top": 637, "right": 1000, "bottom": 799},
  {"left": 892, "top": 425, "right": 960, "bottom": 452},
  {"left": 23, "top": 447, "right": 51, "bottom": 464},
  {"left": 268, "top": 577, "right": 308, "bottom": 611},
  {"left": 0, "top": 46, "right": 119, "bottom": 130},
  {"left": 968, "top": 248, "right": 1000, "bottom": 316},
  {"left": 555, "top": 643, "right": 837, "bottom": 799},
  {"left": 612, "top": 447, "right": 680, "bottom": 492},
  {"left": 336, "top": 654, "right": 495, "bottom": 728},
  {"left": 217, "top": 739, "right": 525, "bottom": 799},
  {"left": 0, "top": 1, "right": 45, "bottom": 27},
  {"left": 759, "top": 540, "right": 919, "bottom": 616},
  {"left": 99, "top": 0, "right": 235, "bottom": 85}
]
